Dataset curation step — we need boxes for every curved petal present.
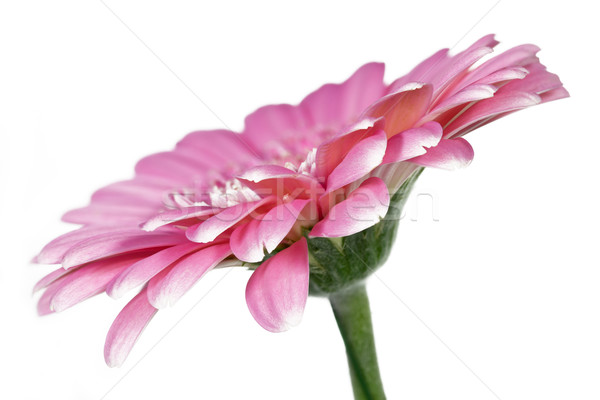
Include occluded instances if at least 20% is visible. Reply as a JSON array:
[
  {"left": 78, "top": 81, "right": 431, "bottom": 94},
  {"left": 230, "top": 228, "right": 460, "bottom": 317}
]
[
  {"left": 36, "top": 226, "right": 124, "bottom": 265},
  {"left": 185, "top": 197, "right": 275, "bottom": 243},
  {"left": 314, "top": 118, "right": 381, "bottom": 180},
  {"left": 106, "top": 242, "right": 202, "bottom": 299},
  {"left": 410, "top": 138, "right": 474, "bottom": 170},
  {"left": 361, "top": 83, "right": 433, "bottom": 137},
  {"left": 241, "top": 63, "right": 386, "bottom": 158},
  {"left": 444, "top": 91, "right": 541, "bottom": 138},
  {"left": 382, "top": 121, "right": 443, "bottom": 164},
  {"left": 61, "top": 229, "right": 186, "bottom": 270},
  {"left": 310, "top": 177, "right": 390, "bottom": 238},
  {"left": 33, "top": 267, "right": 71, "bottom": 293},
  {"left": 50, "top": 253, "right": 148, "bottom": 312},
  {"left": 231, "top": 199, "right": 312, "bottom": 263},
  {"left": 141, "top": 206, "right": 215, "bottom": 232},
  {"left": 238, "top": 166, "right": 324, "bottom": 198},
  {"left": 325, "top": 129, "right": 387, "bottom": 193},
  {"left": 245, "top": 238, "right": 309, "bottom": 332},
  {"left": 300, "top": 62, "right": 386, "bottom": 129},
  {"left": 146, "top": 243, "right": 231, "bottom": 308},
  {"left": 104, "top": 288, "right": 157, "bottom": 367},
  {"left": 230, "top": 217, "right": 265, "bottom": 263}
]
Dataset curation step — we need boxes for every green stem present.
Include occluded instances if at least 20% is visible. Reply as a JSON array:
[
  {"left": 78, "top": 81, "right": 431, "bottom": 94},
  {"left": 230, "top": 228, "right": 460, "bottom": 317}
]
[{"left": 329, "top": 283, "right": 386, "bottom": 400}]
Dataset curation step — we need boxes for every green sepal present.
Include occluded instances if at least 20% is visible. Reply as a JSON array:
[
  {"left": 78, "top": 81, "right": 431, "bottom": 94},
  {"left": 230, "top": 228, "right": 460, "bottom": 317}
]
[{"left": 307, "top": 168, "right": 423, "bottom": 296}]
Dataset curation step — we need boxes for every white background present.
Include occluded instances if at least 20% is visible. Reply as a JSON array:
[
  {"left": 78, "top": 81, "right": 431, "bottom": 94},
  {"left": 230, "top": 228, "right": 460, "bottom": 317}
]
[{"left": 1, "top": 1, "right": 598, "bottom": 399}]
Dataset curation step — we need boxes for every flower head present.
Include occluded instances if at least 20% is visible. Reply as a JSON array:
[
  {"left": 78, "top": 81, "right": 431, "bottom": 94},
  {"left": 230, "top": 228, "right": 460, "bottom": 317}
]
[{"left": 34, "top": 34, "right": 567, "bottom": 367}]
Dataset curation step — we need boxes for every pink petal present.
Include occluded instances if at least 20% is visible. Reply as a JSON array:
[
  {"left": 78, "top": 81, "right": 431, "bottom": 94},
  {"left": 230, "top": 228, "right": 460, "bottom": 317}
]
[
  {"left": 300, "top": 63, "right": 386, "bottom": 129},
  {"left": 175, "top": 129, "right": 260, "bottom": 169},
  {"left": 62, "top": 229, "right": 186, "bottom": 269},
  {"left": 326, "top": 129, "right": 387, "bottom": 193},
  {"left": 458, "top": 44, "right": 541, "bottom": 89},
  {"left": 146, "top": 243, "right": 231, "bottom": 308},
  {"left": 387, "top": 48, "right": 449, "bottom": 93},
  {"left": 239, "top": 165, "right": 298, "bottom": 182},
  {"left": 473, "top": 66, "right": 529, "bottom": 86},
  {"left": 242, "top": 104, "right": 309, "bottom": 158},
  {"left": 62, "top": 204, "right": 156, "bottom": 226},
  {"left": 444, "top": 91, "right": 541, "bottom": 138},
  {"left": 50, "top": 253, "right": 147, "bottom": 312},
  {"left": 540, "top": 86, "right": 570, "bottom": 102},
  {"left": 230, "top": 217, "right": 265, "bottom": 263},
  {"left": 33, "top": 267, "right": 71, "bottom": 293},
  {"left": 135, "top": 151, "right": 210, "bottom": 185},
  {"left": 241, "top": 63, "right": 385, "bottom": 159},
  {"left": 36, "top": 226, "right": 123, "bottom": 265},
  {"left": 310, "top": 177, "right": 390, "bottom": 238},
  {"left": 362, "top": 83, "right": 433, "bottom": 137},
  {"left": 425, "top": 84, "right": 497, "bottom": 122},
  {"left": 245, "top": 238, "right": 309, "bottom": 332},
  {"left": 496, "top": 63, "right": 563, "bottom": 96},
  {"left": 382, "top": 121, "right": 443, "bottom": 164},
  {"left": 410, "top": 138, "right": 474, "bottom": 170},
  {"left": 141, "top": 206, "right": 215, "bottom": 232},
  {"left": 106, "top": 242, "right": 202, "bottom": 299},
  {"left": 431, "top": 45, "right": 494, "bottom": 96},
  {"left": 185, "top": 197, "right": 276, "bottom": 243},
  {"left": 314, "top": 118, "right": 380, "bottom": 180},
  {"left": 239, "top": 167, "right": 324, "bottom": 199},
  {"left": 231, "top": 199, "right": 312, "bottom": 262},
  {"left": 104, "top": 288, "right": 157, "bottom": 367}
]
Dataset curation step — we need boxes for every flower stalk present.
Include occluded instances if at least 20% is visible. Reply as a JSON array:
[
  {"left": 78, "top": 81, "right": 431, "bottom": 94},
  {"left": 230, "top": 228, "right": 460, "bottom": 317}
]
[{"left": 330, "top": 283, "right": 385, "bottom": 400}]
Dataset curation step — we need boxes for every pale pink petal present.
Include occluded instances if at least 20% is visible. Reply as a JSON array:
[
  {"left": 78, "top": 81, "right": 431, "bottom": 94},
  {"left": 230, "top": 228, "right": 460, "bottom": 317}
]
[
  {"left": 410, "top": 138, "right": 474, "bottom": 170},
  {"left": 473, "top": 66, "right": 529, "bottom": 86},
  {"left": 496, "top": 63, "right": 563, "bottom": 96},
  {"left": 241, "top": 63, "right": 385, "bottom": 158},
  {"left": 89, "top": 178, "right": 169, "bottom": 207},
  {"left": 33, "top": 267, "right": 71, "bottom": 293},
  {"left": 62, "top": 204, "right": 157, "bottom": 226},
  {"left": 185, "top": 197, "right": 276, "bottom": 243},
  {"left": 62, "top": 230, "right": 186, "bottom": 269},
  {"left": 457, "top": 44, "right": 541, "bottom": 90},
  {"left": 387, "top": 48, "right": 449, "bottom": 92},
  {"left": 382, "top": 121, "right": 443, "bottom": 164},
  {"left": 310, "top": 177, "right": 390, "bottom": 238},
  {"left": 239, "top": 165, "right": 298, "bottom": 182},
  {"left": 106, "top": 243, "right": 202, "bottom": 299},
  {"left": 141, "top": 206, "right": 215, "bottom": 232},
  {"left": 50, "top": 253, "right": 147, "bottom": 312},
  {"left": 135, "top": 151, "right": 210, "bottom": 184},
  {"left": 175, "top": 129, "right": 260, "bottom": 169},
  {"left": 104, "top": 288, "right": 157, "bottom": 367},
  {"left": 362, "top": 83, "right": 433, "bottom": 137},
  {"left": 37, "top": 282, "right": 62, "bottom": 316},
  {"left": 245, "top": 238, "right": 309, "bottom": 332},
  {"left": 431, "top": 46, "right": 494, "bottom": 96},
  {"left": 242, "top": 104, "right": 309, "bottom": 158},
  {"left": 425, "top": 84, "right": 497, "bottom": 122},
  {"left": 540, "top": 86, "right": 570, "bottom": 102},
  {"left": 37, "top": 226, "right": 128, "bottom": 265},
  {"left": 444, "top": 91, "right": 541, "bottom": 138},
  {"left": 239, "top": 167, "right": 324, "bottom": 198},
  {"left": 146, "top": 243, "right": 231, "bottom": 308},
  {"left": 300, "top": 63, "right": 386, "bottom": 129},
  {"left": 326, "top": 129, "right": 387, "bottom": 193}
]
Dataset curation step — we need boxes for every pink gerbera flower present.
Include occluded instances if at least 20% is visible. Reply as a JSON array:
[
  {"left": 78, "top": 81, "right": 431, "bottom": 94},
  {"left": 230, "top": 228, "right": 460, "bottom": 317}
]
[{"left": 34, "top": 33, "right": 567, "bottom": 380}]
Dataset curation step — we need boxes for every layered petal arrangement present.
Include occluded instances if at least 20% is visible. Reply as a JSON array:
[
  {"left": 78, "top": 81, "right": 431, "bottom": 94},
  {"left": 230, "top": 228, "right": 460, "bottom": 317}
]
[{"left": 34, "top": 35, "right": 568, "bottom": 368}]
